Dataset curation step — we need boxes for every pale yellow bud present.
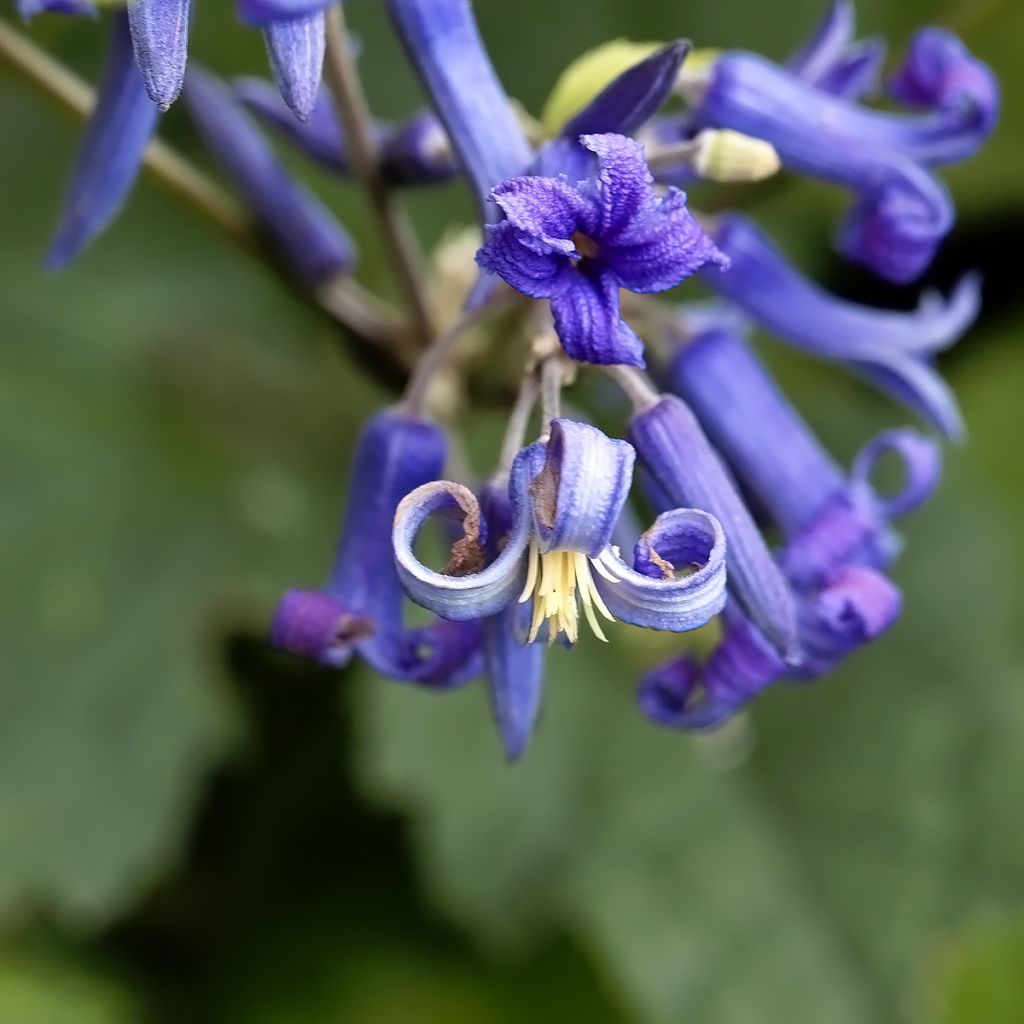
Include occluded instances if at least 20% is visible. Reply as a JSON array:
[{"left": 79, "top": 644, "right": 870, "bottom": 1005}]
[{"left": 691, "top": 129, "right": 782, "bottom": 183}]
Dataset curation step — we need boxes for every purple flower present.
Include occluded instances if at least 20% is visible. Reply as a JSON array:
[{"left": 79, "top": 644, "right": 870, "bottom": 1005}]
[
  {"left": 705, "top": 213, "right": 975, "bottom": 440},
  {"left": 628, "top": 393, "right": 799, "bottom": 660},
  {"left": 47, "top": 15, "right": 160, "bottom": 271},
  {"left": 183, "top": 67, "right": 355, "bottom": 285},
  {"left": 476, "top": 134, "right": 726, "bottom": 366},
  {"left": 16, "top": 0, "right": 95, "bottom": 19},
  {"left": 393, "top": 418, "right": 727, "bottom": 641},
  {"left": 271, "top": 411, "right": 481, "bottom": 686},
  {"left": 680, "top": 28, "right": 997, "bottom": 282},
  {"left": 637, "top": 324, "right": 940, "bottom": 729}
]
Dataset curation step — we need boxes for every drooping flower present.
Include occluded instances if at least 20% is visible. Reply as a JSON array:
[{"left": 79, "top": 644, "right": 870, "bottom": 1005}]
[
  {"left": 670, "top": 23, "right": 997, "bottom": 282},
  {"left": 703, "top": 212, "right": 976, "bottom": 439},
  {"left": 476, "top": 134, "right": 727, "bottom": 366},
  {"left": 127, "top": 0, "right": 191, "bottom": 111},
  {"left": 393, "top": 418, "right": 727, "bottom": 643},
  {"left": 271, "top": 410, "right": 481, "bottom": 685},
  {"left": 638, "top": 323, "right": 941, "bottom": 728}
]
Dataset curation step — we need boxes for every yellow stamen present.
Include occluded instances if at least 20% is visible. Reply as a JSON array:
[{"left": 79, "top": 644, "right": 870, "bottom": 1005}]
[{"left": 518, "top": 539, "right": 618, "bottom": 644}]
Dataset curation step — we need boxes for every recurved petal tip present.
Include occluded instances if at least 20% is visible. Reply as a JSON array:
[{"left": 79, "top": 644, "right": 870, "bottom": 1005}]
[{"left": 127, "top": 0, "right": 191, "bottom": 111}]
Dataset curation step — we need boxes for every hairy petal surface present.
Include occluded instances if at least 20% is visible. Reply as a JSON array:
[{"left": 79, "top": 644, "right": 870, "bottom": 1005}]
[
  {"left": 549, "top": 269, "right": 645, "bottom": 366},
  {"left": 263, "top": 12, "right": 326, "bottom": 122},
  {"left": 127, "top": 0, "right": 190, "bottom": 111}
]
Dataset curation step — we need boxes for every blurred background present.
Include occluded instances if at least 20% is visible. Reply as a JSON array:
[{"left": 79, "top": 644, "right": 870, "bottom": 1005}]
[{"left": 2, "top": 0, "right": 1023, "bottom": 1020}]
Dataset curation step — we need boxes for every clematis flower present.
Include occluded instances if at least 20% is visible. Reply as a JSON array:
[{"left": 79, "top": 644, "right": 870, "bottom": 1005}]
[
  {"left": 16, "top": 0, "right": 95, "bottom": 19},
  {"left": 476, "top": 133, "right": 726, "bottom": 366},
  {"left": 271, "top": 410, "right": 481, "bottom": 685},
  {"left": 677, "top": 26, "right": 997, "bottom": 282},
  {"left": 393, "top": 418, "right": 727, "bottom": 644},
  {"left": 127, "top": 0, "right": 191, "bottom": 111},
  {"left": 703, "top": 213, "right": 976, "bottom": 439},
  {"left": 638, "top": 324, "right": 940, "bottom": 729}
]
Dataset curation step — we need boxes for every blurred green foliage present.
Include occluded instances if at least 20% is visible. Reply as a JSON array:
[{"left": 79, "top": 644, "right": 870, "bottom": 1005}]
[{"left": 1, "top": 0, "right": 1023, "bottom": 1021}]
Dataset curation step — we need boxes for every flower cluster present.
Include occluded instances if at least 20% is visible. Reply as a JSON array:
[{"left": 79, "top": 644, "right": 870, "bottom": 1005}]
[{"left": 19, "top": 0, "right": 998, "bottom": 758}]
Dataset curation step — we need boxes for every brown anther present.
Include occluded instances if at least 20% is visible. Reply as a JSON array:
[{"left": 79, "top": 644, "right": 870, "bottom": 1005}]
[
  {"left": 571, "top": 231, "right": 600, "bottom": 261},
  {"left": 648, "top": 546, "right": 676, "bottom": 581}
]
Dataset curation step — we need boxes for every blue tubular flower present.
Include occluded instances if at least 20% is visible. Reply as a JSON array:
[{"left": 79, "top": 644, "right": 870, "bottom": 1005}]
[
  {"left": 705, "top": 213, "right": 974, "bottom": 439},
  {"left": 393, "top": 419, "right": 727, "bottom": 643},
  {"left": 271, "top": 411, "right": 482, "bottom": 685},
  {"left": 183, "top": 68, "right": 355, "bottom": 285},
  {"left": 476, "top": 134, "right": 726, "bottom": 366},
  {"left": 261, "top": 14, "right": 326, "bottom": 123},
  {"left": 667, "top": 326, "right": 941, "bottom": 582},
  {"left": 127, "top": 0, "right": 190, "bottom": 111},
  {"left": 387, "top": 0, "right": 533, "bottom": 217},
  {"left": 234, "top": 78, "right": 456, "bottom": 185},
  {"left": 47, "top": 15, "right": 159, "bottom": 271},
  {"left": 686, "top": 28, "right": 996, "bottom": 281},
  {"left": 637, "top": 324, "right": 939, "bottom": 730},
  {"left": 628, "top": 394, "right": 799, "bottom": 660}
]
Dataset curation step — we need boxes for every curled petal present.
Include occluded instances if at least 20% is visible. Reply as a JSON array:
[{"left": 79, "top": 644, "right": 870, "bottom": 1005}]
[
  {"left": 184, "top": 67, "right": 355, "bottom": 284},
  {"left": 888, "top": 28, "right": 999, "bottom": 160},
  {"left": 263, "top": 12, "right": 325, "bottom": 122},
  {"left": 595, "top": 508, "right": 728, "bottom": 632},
  {"left": 696, "top": 52, "right": 963, "bottom": 280},
  {"left": 47, "top": 15, "right": 159, "bottom": 270},
  {"left": 532, "top": 419, "right": 635, "bottom": 556},
  {"left": 387, "top": 0, "right": 532, "bottom": 217},
  {"left": 127, "top": 0, "right": 190, "bottom": 111},
  {"left": 780, "top": 491, "right": 896, "bottom": 588},
  {"left": 580, "top": 133, "right": 655, "bottom": 238},
  {"left": 709, "top": 213, "right": 980, "bottom": 357},
  {"left": 564, "top": 41, "right": 689, "bottom": 139},
  {"left": 486, "top": 602, "right": 546, "bottom": 760},
  {"left": 798, "top": 566, "right": 901, "bottom": 671},
  {"left": 476, "top": 221, "right": 571, "bottom": 299},
  {"left": 393, "top": 446, "right": 543, "bottom": 621},
  {"left": 549, "top": 268, "right": 644, "bottom": 366},
  {"left": 490, "top": 176, "right": 594, "bottom": 255},
  {"left": 853, "top": 351, "right": 965, "bottom": 442},
  {"left": 270, "top": 589, "right": 367, "bottom": 667},
  {"left": 638, "top": 656, "right": 737, "bottom": 731},
  {"left": 605, "top": 188, "right": 727, "bottom": 292},
  {"left": 631, "top": 396, "right": 799, "bottom": 659},
  {"left": 787, "top": 0, "right": 855, "bottom": 85},
  {"left": 851, "top": 429, "right": 942, "bottom": 518}
]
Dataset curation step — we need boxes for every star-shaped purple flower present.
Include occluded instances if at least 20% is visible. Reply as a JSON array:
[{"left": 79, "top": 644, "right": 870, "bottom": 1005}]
[{"left": 476, "top": 133, "right": 728, "bottom": 367}]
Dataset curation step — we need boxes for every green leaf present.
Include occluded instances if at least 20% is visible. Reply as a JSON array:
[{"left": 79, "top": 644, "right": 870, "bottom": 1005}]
[
  {"left": 0, "top": 110, "right": 380, "bottom": 926},
  {"left": 0, "top": 951, "right": 136, "bottom": 1024}
]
